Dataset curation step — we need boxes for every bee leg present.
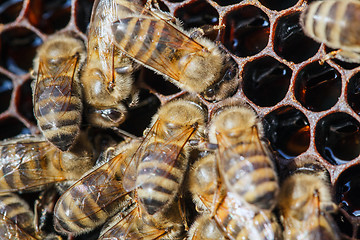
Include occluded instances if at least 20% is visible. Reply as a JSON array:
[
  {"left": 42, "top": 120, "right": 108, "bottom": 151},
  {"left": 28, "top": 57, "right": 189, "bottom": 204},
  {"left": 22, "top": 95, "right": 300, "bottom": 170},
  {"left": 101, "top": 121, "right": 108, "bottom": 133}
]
[
  {"left": 334, "top": 49, "right": 360, "bottom": 64},
  {"left": 189, "top": 24, "right": 225, "bottom": 40},
  {"left": 319, "top": 49, "right": 342, "bottom": 65}
]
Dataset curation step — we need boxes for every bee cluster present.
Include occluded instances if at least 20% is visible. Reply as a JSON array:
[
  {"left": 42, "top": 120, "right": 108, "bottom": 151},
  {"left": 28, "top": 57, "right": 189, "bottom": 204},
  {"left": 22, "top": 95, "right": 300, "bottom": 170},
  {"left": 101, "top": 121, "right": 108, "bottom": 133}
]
[{"left": 1, "top": 0, "right": 360, "bottom": 239}]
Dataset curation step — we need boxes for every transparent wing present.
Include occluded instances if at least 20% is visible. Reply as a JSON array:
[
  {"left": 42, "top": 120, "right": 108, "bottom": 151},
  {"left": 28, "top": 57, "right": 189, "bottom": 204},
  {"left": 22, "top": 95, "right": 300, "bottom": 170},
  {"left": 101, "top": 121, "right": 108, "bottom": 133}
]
[
  {"left": 33, "top": 54, "right": 79, "bottom": 120},
  {"left": 54, "top": 152, "right": 130, "bottom": 224},
  {"left": 122, "top": 119, "right": 197, "bottom": 192},
  {"left": 0, "top": 213, "right": 37, "bottom": 240},
  {"left": 0, "top": 141, "right": 66, "bottom": 192},
  {"left": 112, "top": 3, "right": 204, "bottom": 82}
]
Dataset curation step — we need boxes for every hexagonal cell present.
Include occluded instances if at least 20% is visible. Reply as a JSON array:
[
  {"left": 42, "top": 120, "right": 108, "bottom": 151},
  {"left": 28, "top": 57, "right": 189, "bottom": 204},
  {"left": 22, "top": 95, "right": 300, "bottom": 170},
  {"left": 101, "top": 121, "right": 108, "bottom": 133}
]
[
  {"left": 347, "top": 73, "right": 360, "bottom": 116},
  {"left": 295, "top": 62, "right": 341, "bottom": 112},
  {"left": 274, "top": 12, "right": 320, "bottom": 64},
  {"left": 0, "top": 0, "right": 23, "bottom": 24},
  {"left": 315, "top": 113, "right": 360, "bottom": 165},
  {"left": 263, "top": 106, "right": 310, "bottom": 159},
  {"left": 212, "top": 0, "right": 242, "bottom": 7},
  {"left": 0, "top": 74, "right": 13, "bottom": 113},
  {"left": 258, "top": 0, "right": 298, "bottom": 11},
  {"left": 332, "top": 211, "right": 353, "bottom": 239},
  {"left": 222, "top": 5, "right": 270, "bottom": 57},
  {"left": 75, "top": 0, "right": 94, "bottom": 34},
  {"left": 243, "top": 56, "right": 291, "bottom": 107},
  {"left": 27, "top": 0, "right": 71, "bottom": 34},
  {"left": 336, "top": 165, "right": 360, "bottom": 217},
  {"left": 174, "top": 0, "right": 219, "bottom": 39},
  {"left": 0, "top": 117, "right": 31, "bottom": 140},
  {"left": 18, "top": 78, "right": 36, "bottom": 124},
  {"left": 0, "top": 27, "right": 42, "bottom": 75}
]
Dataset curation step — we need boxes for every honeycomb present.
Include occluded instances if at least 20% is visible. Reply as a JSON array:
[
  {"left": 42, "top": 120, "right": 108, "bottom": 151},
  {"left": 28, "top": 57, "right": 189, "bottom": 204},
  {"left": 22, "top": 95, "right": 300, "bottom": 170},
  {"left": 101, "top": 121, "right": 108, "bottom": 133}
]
[{"left": 1, "top": 0, "right": 360, "bottom": 239}]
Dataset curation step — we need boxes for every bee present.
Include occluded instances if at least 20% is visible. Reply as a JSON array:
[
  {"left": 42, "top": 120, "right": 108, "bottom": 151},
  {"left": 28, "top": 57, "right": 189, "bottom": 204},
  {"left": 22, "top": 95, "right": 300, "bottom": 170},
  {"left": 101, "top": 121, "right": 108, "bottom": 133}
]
[
  {"left": 53, "top": 139, "right": 141, "bottom": 235},
  {"left": 0, "top": 192, "right": 62, "bottom": 240},
  {"left": 32, "top": 33, "right": 86, "bottom": 151},
  {"left": 98, "top": 198, "right": 184, "bottom": 239},
  {"left": 111, "top": 0, "right": 239, "bottom": 102},
  {"left": 300, "top": 0, "right": 360, "bottom": 63},
  {"left": 188, "top": 154, "right": 281, "bottom": 240},
  {"left": 0, "top": 133, "right": 94, "bottom": 193},
  {"left": 81, "top": 0, "right": 138, "bottom": 128},
  {"left": 187, "top": 214, "right": 225, "bottom": 240},
  {"left": 278, "top": 163, "right": 340, "bottom": 240},
  {"left": 207, "top": 104, "right": 279, "bottom": 210},
  {"left": 122, "top": 99, "right": 206, "bottom": 226}
]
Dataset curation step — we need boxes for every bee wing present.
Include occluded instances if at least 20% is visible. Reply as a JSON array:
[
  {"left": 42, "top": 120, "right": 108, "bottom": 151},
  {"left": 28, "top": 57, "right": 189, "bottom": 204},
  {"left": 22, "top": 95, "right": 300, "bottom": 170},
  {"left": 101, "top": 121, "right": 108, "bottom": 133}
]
[
  {"left": 0, "top": 213, "right": 37, "bottom": 240},
  {"left": 0, "top": 141, "right": 67, "bottom": 192},
  {"left": 112, "top": 5, "right": 205, "bottom": 82},
  {"left": 33, "top": 54, "right": 79, "bottom": 119},
  {"left": 216, "top": 127, "right": 275, "bottom": 203},
  {"left": 54, "top": 152, "right": 130, "bottom": 224}
]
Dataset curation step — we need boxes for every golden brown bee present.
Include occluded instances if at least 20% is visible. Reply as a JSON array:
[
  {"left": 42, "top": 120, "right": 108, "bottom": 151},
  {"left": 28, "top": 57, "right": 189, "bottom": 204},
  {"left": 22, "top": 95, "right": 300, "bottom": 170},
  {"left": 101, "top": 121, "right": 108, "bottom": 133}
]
[
  {"left": 207, "top": 105, "right": 279, "bottom": 210},
  {"left": 53, "top": 139, "right": 141, "bottom": 235},
  {"left": 0, "top": 192, "right": 62, "bottom": 240},
  {"left": 187, "top": 214, "right": 225, "bottom": 240},
  {"left": 81, "top": 0, "right": 138, "bottom": 128},
  {"left": 98, "top": 199, "right": 184, "bottom": 239},
  {"left": 278, "top": 164, "right": 340, "bottom": 240},
  {"left": 111, "top": 0, "right": 239, "bottom": 102},
  {"left": 0, "top": 133, "right": 94, "bottom": 193},
  {"left": 300, "top": 0, "right": 360, "bottom": 63},
  {"left": 32, "top": 33, "right": 86, "bottom": 151},
  {"left": 188, "top": 153, "right": 281, "bottom": 240},
  {"left": 123, "top": 99, "right": 206, "bottom": 226}
]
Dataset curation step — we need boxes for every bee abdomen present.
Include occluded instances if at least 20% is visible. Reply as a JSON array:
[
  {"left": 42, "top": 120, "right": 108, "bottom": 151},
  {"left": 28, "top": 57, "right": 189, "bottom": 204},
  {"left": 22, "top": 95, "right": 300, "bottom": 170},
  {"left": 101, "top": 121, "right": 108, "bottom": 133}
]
[
  {"left": 0, "top": 193, "right": 35, "bottom": 234},
  {"left": 301, "top": 0, "right": 360, "bottom": 48}
]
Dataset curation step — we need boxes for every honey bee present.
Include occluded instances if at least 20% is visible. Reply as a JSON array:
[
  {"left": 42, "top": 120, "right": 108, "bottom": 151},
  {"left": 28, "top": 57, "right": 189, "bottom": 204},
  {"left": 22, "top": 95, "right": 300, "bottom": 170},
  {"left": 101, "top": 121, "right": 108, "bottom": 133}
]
[
  {"left": 81, "top": 0, "right": 138, "bottom": 128},
  {"left": 32, "top": 33, "right": 86, "bottom": 151},
  {"left": 300, "top": 0, "right": 360, "bottom": 63},
  {"left": 0, "top": 192, "right": 62, "bottom": 240},
  {"left": 98, "top": 198, "right": 184, "bottom": 239},
  {"left": 0, "top": 133, "right": 94, "bottom": 193},
  {"left": 207, "top": 104, "right": 279, "bottom": 210},
  {"left": 111, "top": 0, "right": 239, "bottom": 102},
  {"left": 53, "top": 139, "right": 141, "bottom": 235},
  {"left": 188, "top": 154, "right": 281, "bottom": 240},
  {"left": 278, "top": 163, "right": 340, "bottom": 240},
  {"left": 122, "top": 99, "right": 206, "bottom": 226}
]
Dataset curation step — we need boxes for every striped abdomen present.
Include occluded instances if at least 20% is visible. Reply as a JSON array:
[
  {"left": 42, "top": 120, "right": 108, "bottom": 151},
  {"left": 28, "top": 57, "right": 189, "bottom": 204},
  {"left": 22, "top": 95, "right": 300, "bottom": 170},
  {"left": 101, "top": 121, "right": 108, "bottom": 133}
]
[
  {"left": 35, "top": 76, "right": 82, "bottom": 151},
  {"left": 301, "top": 0, "right": 360, "bottom": 50},
  {"left": 136, "top": 142, "right": 188, "bottom": 217},
  {"left": 54, "top": 166, "right": 132, "bottom": 234},
  {"left": 0, "top": 141, "right": 55, "bottom": 192},
  {"left": 220, "top": 140, "right": 278, "bottom": 210},
  {"left": 216, "top": 197, "right": 280, "bottom": 240},
  {"left": 0, "top": 193, "right": 35, "bottom": 236}
]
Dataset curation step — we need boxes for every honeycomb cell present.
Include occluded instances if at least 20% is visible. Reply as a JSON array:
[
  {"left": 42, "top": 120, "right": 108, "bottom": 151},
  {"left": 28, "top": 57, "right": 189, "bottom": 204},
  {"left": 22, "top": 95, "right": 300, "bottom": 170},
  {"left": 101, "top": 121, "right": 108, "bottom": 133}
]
[
  {"left": 174, "top": 0, "right": 218, "bottom": 36},
  {"left": 0, "top": 0, "right": 23, "bottom": 24},
  {"left": 0, "top": 27, "right": 42, "bottom": 75},
  {"left": 0, "top": 117, "right": 30, "bottom": 140},
  {"left": 332, "top": 211, "right": 353, "bottom": 238},
  {"left": 258, "top": 0, "right": 298, "bottom": 11},
  {"left": 263, "top": 106, "right": 310, "bottom": 159},
  {"left": 274, "top": 12, "right": 320, "bottom": 63},
  {"left": 222, "top": 5, "right": 270, "bottom": 57},
  {"left": 27, "top": 0, "right": 71, "bottom": 34},
  {"left": 212, "top": 0, "right": 242, "bottom": 7},
  {"left": 295, "top": 62, "right": 341, "bottom": 112},
  {"left": 75, "top": 0, "right": 94, "bottom": 34},
  {"left": 315, "top": 113, "right": 360, "bottom": 165},
  {"left": 336, "top": 165, "right": 360, "bottom": 217},
  {"left": 243, "top": 56, "right": 291, "bottom": 107},
  {"left": 18, "top": 78, "right": 36, "bottom": 124},
  {"left": 0, "top": 74, "right": 12, "bottom": 113},
  {"left": 348, "top": 73, "right": 360, "bottom": 116}
]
